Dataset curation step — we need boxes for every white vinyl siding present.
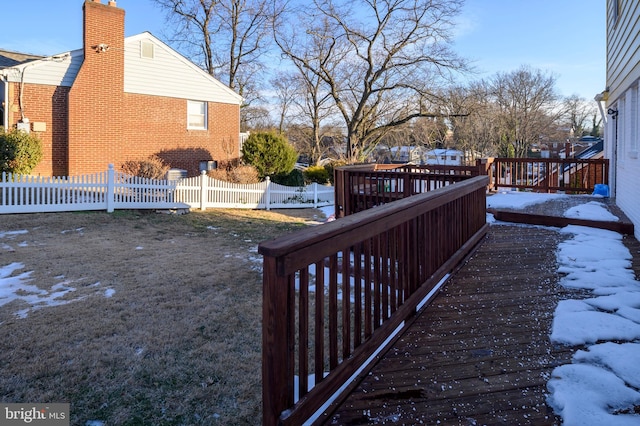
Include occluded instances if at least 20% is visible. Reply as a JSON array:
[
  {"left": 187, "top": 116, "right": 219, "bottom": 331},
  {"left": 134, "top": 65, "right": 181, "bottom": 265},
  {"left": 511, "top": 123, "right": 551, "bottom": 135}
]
[
  {"left": 187, "top": 100, "right": 207, "bottom": 130},
  {"left": 607, "top": 0, "right": 640, "bottom": 239},
  {"left": 124, "top": 33, "right": 242, "bottom": 105},
  {"left": 607, "top": 0, "right": 640, "bottom": 103},
  {"left": 1, "top": 49, "right": 82, "bottom": 87},
  {"left": 2, "top": 33, "right": 242, "bottom": 106}
]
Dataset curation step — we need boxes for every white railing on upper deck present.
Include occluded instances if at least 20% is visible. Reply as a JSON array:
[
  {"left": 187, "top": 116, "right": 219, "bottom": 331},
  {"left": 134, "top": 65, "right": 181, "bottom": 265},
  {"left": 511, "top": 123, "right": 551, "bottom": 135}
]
[{"left": 0, "top": 165, "right": 334, "bottom": 214}]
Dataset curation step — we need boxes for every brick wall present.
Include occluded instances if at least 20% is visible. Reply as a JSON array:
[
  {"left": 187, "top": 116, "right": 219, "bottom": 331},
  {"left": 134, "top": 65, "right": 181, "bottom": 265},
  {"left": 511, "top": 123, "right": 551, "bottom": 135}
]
[
  {"left": 8, "top": 0, "right": 240, "bottom": 178},
  {"left": 121, "top": 94, "right": 240, "bottom": 176},
  {"left": 67, "top": 0, "right": 126, "bottom": 176},
  {"left": 8, "top": 82, "right": 69, "bottom": 176}
]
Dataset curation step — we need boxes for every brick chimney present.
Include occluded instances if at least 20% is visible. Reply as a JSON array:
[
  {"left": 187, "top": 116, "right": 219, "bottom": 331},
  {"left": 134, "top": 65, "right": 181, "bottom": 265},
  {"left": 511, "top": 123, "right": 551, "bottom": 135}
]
[{"left": 67, "top": 0, "right": 125, "bottom": 175}]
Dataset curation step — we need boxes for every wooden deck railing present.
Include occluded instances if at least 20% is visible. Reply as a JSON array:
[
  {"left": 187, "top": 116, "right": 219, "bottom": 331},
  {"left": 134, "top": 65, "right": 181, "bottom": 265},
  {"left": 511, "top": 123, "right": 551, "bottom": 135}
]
[
  {"left": 334, "top": 163, "right": 483, "bottom": 217},
  {"left": 260, "top": 176, "right": 489, "bottom": 425},
  {"left": 486, "top": 158, "right": 608, "bottom": 193},
  {"left": 334, "top": 158, "right": 608, "bottom": 217}
]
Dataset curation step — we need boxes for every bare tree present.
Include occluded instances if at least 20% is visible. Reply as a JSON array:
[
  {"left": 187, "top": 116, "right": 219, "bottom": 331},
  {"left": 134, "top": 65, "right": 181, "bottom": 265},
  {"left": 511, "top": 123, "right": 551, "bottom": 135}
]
[
  {"left": 271, "top": 72, "right": 299, "bottom": 134},
  {"left": 275, "top": 0, "right": 468, "bottom": 163},
  {"left": 286, "top": 124, "right": 343, "bottom": 164},
  {"left": 241, "top": 105, "right": 274, "bottom": 130},
  {"left": 289, "top": 58, "right": 340, "bottom": 165},
  {"left": 489, "top": 66, "right": 560, "bottom": 158},
  {"left": 152, "top": 0, "right": 277, "bottom": 100},
  {"left": 443, "top": 83, "right": 502, "bottom": 159},
  {"left": 152, "top": 0, "right": 217, "bottom": 73},
  {"left": 563, "top": 94, "right": 598, "bottom": 138},
  {"left": 589, "top": 111, "right": 603, "bottom": 138}
]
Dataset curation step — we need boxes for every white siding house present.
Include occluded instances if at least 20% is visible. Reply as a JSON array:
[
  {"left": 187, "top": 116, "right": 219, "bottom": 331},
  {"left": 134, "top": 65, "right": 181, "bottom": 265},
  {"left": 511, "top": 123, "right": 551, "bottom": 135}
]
[
  {"left": 425, "top": 149, "right": 463, "bottom": 166},
  {"left": 1, "top": 33, "right": 241, "bottom": 105},
  {"left": 123, "top": 33, "right": 241, "bottom": 104},
  {"left": 603, "top": 0, "right": 640, "bottom": 239},
  {"left": 389, "top": 146, "right": 424, "bottom": 163}
]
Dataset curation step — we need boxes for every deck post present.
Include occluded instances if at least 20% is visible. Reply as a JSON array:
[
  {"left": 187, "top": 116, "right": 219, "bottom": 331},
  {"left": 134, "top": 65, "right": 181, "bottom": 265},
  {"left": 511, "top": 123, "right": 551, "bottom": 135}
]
[
  {"left": 543, "top": 160, "right": 551, "bottom": 193},
  {"left": 262, "top": 256, "right": 293, "bottom": 426},
  {"left": 334, "top": 168, "right": 346, "bottom": 218}
]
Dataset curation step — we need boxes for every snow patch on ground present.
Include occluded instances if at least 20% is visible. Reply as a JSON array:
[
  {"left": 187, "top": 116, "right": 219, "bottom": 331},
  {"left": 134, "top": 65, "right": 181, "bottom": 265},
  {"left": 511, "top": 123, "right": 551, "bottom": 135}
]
[
  {"left": 485, "top": 194, "right": 640, "bottom": 423},
  {"left": 486, "top": 191, "right": 567, "bottom": 209},
  {"left": 0, "top": 262, "right": 81, "bottom": 318},
  {"left": 0, "top": 228, "right": 119, "bottom": 318},
  {"left": 564, "top": 201, "right": 619, "bottom": 222},
  {"left": 546, "top": 209, "right": 640, "bottom": 424}
]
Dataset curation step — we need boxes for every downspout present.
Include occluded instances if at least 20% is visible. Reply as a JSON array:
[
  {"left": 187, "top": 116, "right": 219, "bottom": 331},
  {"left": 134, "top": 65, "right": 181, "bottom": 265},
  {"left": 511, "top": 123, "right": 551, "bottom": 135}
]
[
  {"left": 18, "top": 66, "right": 27, "bottom": 123},
  {"left": 1, "top": 72, "right": 8, "bottom": 131},
  {"left": 595, "top": 90, "right": 613, "bottom": 196},
  {"left": 594, "top": 91, "right": 607, "bottom": 129},
  {"left": 13, "top": 54, "right": 72, "bottom": 130}
]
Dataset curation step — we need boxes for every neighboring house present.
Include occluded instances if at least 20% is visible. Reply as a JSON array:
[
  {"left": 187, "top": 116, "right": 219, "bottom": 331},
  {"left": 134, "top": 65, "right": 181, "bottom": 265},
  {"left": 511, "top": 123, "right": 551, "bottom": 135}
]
[
  {"left": 600, "top": 0, "right": 640, "bottom": 239},
  {"left": 575, "top": 139, "right": 604, "bottom": 160},
  {"left": 0, "top": 0, "right": 243, "bottom": 177},
  {"left": 389, "top": 146, "right": 423, "bottom": 163},
  {"left": 425, "top": 149, "right": 463, "bottom": 166}
]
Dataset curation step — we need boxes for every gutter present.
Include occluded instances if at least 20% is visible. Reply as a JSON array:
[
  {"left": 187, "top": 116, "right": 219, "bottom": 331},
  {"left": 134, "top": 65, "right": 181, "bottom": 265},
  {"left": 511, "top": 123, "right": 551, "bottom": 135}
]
[{"left": 594, "top": 91, "right": 608, "bottom": 126}]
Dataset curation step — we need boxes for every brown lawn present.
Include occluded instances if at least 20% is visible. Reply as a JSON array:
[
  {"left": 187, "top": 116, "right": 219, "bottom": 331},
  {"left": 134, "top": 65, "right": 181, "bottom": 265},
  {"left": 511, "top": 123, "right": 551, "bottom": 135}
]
[{"left": 0, "top": 208, "right": 326, "bottom": 425}]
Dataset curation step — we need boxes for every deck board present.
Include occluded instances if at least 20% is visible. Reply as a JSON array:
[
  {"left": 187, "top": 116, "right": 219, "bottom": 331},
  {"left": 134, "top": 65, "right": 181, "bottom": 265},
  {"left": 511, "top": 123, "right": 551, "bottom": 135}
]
[{"left": 322, "top": 225, "right": 576, "bottom": 425}]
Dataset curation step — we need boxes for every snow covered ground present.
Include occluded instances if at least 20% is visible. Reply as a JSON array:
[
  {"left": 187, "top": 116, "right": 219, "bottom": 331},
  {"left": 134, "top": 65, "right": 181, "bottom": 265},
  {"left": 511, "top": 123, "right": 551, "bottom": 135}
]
[{"left": 488, "top": 192, "right": 640, "bottom": 425}]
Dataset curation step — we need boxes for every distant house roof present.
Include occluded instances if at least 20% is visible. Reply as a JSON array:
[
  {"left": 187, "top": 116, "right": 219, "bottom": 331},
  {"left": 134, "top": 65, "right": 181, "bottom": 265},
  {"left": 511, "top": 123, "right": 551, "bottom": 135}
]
[
  {"left": 576, "top": 139, "right": 604, "bottom": 160},
  {"left": 426, "top": 148, "right": 462, "bottom": 156},
  {"left": 390, "top": 146, "right": 423, "bottom": 153},
  {"left": 0, "top": 49, "right": 43, "bottom": 69}
]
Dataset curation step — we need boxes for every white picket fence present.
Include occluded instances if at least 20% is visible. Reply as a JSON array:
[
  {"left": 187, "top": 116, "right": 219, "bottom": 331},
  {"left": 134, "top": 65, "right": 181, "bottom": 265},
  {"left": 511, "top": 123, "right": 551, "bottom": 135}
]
[{"left": 0, "top": 165, "right": 334, "bottom": 214}]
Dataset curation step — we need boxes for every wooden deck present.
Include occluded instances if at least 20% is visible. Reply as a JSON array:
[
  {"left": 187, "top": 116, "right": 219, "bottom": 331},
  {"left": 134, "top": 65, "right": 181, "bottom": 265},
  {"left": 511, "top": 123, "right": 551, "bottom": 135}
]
[{"left": 321, "top": 225, "right": 581, "bottom": 425}]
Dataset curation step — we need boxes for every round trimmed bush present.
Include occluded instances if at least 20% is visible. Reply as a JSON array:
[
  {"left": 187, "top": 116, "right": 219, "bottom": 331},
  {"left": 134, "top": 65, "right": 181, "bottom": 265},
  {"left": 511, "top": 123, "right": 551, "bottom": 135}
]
[
  {"left": 0, "top": 129, "right": 43, "bottom": 175},
  {"left": 303, "top": 165, "right": 330, "bottom": 184},
  {"left": 241, "top": 131, "right": 298, "bottom": 179}
]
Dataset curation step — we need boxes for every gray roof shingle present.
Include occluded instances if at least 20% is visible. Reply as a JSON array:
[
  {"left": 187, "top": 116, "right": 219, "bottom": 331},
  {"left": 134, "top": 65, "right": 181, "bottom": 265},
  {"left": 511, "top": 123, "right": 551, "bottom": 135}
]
[{"left": 0, "top": 49, "right": 44, "bottom": 69}]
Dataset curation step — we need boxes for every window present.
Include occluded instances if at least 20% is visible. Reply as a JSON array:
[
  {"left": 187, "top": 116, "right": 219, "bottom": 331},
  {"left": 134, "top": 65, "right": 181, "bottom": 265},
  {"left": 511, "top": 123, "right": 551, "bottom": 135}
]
[
  {"left": 187, "top": 100, "right": 207, "bottom": 130},
  {"left": 141, "top": 41, "right": 154, "bottom": 59}
]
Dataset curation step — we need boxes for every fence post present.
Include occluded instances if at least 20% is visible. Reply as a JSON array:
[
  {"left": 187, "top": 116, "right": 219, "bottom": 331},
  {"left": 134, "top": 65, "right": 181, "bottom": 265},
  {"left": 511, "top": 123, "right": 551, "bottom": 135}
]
[
  {"left": 106, "top": 164, "right": 115, "bottom": 213},
  {"left": 200, "top": 171, "right": 207, "bottom": 211},
  {"left": 265, "top": 176, "right": 271, "bottom": 211},
  {"left": 313, "top": 183, "right": 318, "bottom": 207}
]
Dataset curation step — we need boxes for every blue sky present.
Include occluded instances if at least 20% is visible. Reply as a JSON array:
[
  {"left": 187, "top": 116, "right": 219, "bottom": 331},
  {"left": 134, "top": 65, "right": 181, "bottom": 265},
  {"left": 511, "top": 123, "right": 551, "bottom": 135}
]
[
  {"left": 2, "top": 0, "right": 605, "bottom": 100},
  {"left": 453, "top": 0, "right": 605, "bottom": 100}
]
